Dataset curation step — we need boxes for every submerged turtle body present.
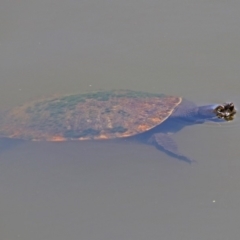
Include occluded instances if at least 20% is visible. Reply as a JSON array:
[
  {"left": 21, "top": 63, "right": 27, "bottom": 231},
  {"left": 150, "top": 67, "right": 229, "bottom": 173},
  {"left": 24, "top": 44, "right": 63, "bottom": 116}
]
[
  {"left": 0, "top": 90, "right": 182, "bottom": 141},
  {"left": 0, "top": 90, "right": 236, "bottom": 163}
]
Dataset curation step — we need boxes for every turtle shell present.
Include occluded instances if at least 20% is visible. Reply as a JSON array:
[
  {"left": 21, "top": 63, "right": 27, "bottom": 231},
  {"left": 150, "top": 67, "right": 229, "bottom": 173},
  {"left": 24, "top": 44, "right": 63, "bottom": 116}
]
[{"left": 0, "top": 90, "right": 182, "bottom": 141}]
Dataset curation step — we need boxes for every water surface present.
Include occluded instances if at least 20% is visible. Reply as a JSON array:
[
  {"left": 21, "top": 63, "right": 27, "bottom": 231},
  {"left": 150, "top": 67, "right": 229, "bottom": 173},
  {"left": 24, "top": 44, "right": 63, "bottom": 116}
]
[{"left": 1, "top": 1, "right": 240, "bottom": 239}]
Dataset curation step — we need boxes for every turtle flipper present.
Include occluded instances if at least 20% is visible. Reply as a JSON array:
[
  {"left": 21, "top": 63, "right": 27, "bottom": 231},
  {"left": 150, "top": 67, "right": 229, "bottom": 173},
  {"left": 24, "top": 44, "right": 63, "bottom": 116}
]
[{"left": 148, "top": 133, "right": 195, "bottom": 163}]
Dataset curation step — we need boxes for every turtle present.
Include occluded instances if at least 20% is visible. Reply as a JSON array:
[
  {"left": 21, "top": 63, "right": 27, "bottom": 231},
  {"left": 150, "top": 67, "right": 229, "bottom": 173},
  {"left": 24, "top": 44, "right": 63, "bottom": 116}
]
[{"left": 0, "top": 90, "right": 236, "bottom": 163}]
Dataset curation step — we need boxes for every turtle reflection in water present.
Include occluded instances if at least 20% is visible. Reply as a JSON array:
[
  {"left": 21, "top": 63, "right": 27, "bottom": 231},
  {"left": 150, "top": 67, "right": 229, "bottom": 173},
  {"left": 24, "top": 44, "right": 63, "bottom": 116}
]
[{"left": 0, "top": 90, "right": 236, "bottom": 163}]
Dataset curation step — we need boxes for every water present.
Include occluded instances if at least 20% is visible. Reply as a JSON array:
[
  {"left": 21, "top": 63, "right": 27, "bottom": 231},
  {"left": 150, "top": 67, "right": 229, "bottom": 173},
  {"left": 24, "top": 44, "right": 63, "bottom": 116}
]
[{"left": 1, "top": 1, "right": 240, "bottom": 239}]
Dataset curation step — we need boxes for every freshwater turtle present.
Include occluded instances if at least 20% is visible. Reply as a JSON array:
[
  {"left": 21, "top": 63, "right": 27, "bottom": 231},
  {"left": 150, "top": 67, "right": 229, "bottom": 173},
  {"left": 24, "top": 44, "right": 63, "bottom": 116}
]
[{"left": 0, "top": 90, "right": 236, "bottom": 163}]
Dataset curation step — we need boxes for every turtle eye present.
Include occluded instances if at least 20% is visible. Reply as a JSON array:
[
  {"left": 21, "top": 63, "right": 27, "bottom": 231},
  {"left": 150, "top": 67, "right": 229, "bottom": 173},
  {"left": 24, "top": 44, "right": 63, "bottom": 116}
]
[
  {"left": 215, "top": 105, "right": 224, "bottom": 113},
  {"left": 224, "top": 102, "right": 236, "bottom": 114},
  {"left": 228, "top": 103, "right": 235, "bottom": 112}
]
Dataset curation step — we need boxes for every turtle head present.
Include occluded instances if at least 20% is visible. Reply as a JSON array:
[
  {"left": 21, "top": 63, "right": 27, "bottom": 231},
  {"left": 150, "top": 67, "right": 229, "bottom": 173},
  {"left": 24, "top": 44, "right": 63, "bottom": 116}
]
[{"left": 198, "top": 102, "right": 237, "bottom": 122}]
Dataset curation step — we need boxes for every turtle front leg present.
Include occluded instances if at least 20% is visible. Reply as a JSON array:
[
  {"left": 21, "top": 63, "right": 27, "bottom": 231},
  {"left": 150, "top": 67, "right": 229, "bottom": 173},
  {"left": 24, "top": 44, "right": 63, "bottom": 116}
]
[{"left": 148, "top": 133, "right": 195, "bottom": 163}]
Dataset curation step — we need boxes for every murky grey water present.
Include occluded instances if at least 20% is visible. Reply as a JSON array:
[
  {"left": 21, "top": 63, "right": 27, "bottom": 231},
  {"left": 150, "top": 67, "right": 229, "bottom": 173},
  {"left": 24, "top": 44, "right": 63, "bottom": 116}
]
[{"left": 1, "top": 1, "right": 240, "bottom": 239}]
